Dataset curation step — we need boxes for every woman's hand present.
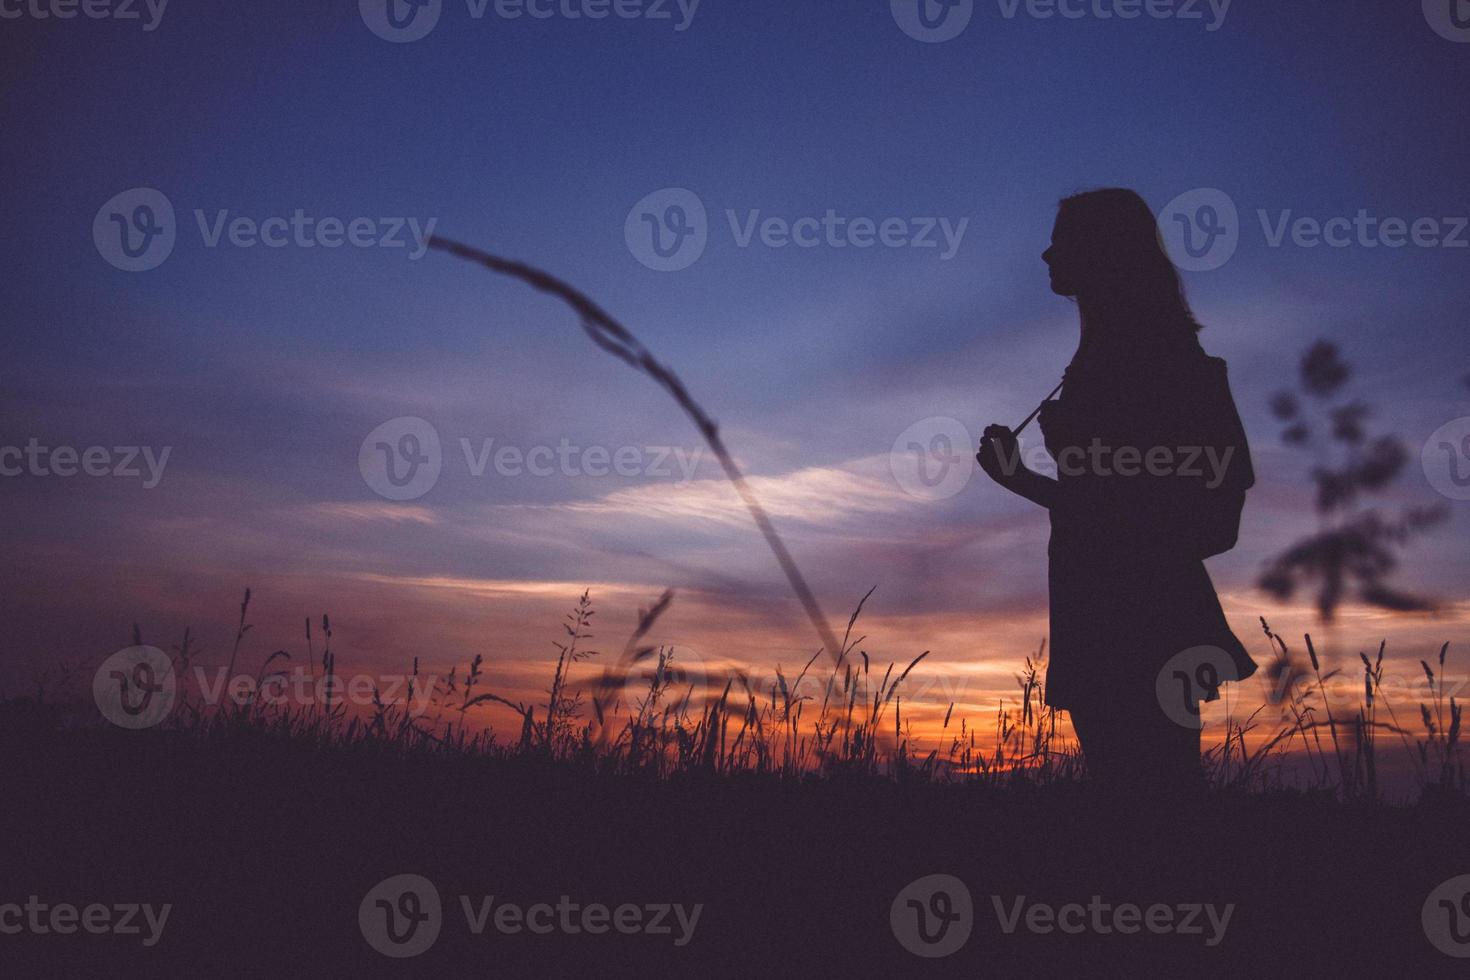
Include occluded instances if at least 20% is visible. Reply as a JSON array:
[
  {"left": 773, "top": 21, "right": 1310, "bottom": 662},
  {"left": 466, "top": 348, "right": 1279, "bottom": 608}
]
[
  {"left": 977, "top": 423, "right": 1057, "bottom": 509},
  {"left": 976, "top": 424, "right": 1024, "bottom": 486}
]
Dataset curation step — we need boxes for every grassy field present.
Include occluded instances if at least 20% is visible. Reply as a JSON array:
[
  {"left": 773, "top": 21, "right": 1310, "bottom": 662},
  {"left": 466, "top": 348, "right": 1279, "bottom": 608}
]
[{"left": 3, "top": 589, "right": 1466, "bottom": 975}]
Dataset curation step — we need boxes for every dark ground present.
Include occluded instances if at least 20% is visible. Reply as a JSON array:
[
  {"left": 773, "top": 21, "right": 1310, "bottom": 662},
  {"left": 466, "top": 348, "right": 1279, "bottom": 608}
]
[{"left": 3, "top": 725, "right": 1468, "bottom": 978}]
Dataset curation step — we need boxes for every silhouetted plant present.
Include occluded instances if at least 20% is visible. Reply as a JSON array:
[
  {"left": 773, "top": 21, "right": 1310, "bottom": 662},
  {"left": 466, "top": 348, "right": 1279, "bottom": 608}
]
[
  {"left": 544, "top": 589, "right": 599, "bottom": 751},
  {"left": 1419, "top": 644, "right": 1464, "bottom": 796},
  {"left": 1259, "top": 341, "right": 1446, "bottom": 621}
]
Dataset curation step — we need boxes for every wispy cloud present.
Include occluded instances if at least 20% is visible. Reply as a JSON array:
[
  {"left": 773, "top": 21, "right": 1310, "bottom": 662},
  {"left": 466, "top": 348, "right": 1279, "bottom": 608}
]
[
  {"left": 307, "top": 502, "right": 441, "bottom": 526},
  {"left": 541, "top": 456, "right": 918, "bottom": 528}
]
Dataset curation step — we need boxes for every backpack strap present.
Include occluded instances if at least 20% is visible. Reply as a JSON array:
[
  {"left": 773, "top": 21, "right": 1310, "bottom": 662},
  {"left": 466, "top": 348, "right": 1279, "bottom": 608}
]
[{"left": 1013, "top": 378, "right": 1065, "bottom": 435}]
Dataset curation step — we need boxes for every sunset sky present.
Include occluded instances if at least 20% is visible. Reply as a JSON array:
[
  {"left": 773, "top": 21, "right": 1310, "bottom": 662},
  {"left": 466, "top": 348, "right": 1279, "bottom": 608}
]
[{"left": 2, "top": 1, "right": 1468, "bottom": 763}]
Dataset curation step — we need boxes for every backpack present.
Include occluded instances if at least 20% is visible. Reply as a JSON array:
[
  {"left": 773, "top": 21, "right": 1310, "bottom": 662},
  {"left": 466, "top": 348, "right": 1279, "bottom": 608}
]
[
  {"left": 1186, "top": 357, "right": 1253, "bottom": 558},
  {"left": 1017, "top": 356, "right": 1253, "bottom": 560}
]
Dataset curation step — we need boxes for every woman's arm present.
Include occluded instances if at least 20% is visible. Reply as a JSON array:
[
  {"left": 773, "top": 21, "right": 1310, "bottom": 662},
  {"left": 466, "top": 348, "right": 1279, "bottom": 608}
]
[
  {"left": 1001, "top": 465, "right": 1058, "bottom": 510},
  {"left": 976, "top": 425, "right": 1057, "bottom": 510}
]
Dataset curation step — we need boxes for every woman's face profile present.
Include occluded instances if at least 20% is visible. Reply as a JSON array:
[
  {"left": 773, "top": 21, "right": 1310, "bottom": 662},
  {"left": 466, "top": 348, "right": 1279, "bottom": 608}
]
[{"left": 1042, "top": 214, "right": 1082, "bottom": 298}]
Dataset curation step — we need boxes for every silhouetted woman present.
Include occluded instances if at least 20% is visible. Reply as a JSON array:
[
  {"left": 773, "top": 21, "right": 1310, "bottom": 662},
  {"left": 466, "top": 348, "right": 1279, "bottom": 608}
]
[{"left": 977, "top": 188, "right": 1257, "bottom": 791}]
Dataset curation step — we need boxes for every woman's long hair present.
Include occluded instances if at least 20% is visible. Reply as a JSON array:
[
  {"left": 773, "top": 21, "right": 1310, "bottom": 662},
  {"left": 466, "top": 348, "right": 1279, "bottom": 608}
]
[{"left": 1057, "top": 188, "right": 1203, "bottom": 359}]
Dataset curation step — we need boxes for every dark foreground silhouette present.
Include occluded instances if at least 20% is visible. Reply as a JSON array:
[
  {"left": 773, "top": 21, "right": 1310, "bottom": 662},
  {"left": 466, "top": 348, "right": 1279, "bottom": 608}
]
[{"left": 3, "top": 722, "right": 1468, "bottom": 976}]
